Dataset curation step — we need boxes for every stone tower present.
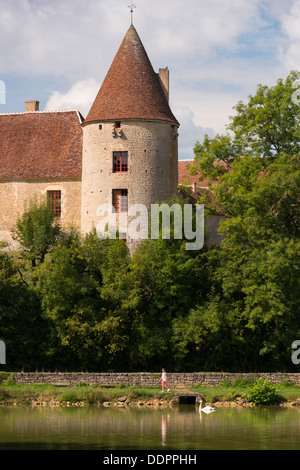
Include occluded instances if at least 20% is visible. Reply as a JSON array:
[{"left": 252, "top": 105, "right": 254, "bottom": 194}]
[{"left": 81, "top": 25, "right": 179, "bottom": 241}]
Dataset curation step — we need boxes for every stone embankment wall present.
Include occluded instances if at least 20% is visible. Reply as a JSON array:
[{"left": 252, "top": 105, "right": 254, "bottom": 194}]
[{"left": 11, "top": 372, "right": 300, "bottom": 387}]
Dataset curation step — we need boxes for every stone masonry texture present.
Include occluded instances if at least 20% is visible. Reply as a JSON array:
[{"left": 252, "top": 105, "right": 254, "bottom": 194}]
[{"left": 11, "top": 372, "right": 300, "bottom": 387}]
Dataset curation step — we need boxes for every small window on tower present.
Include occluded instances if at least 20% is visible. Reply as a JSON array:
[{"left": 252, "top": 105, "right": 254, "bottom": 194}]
[
  {"left": 114, "top": 121, "right": 121, "bottom": 129},
  {"left": 47, "top": 190, "right": 61, "bottom": 218},
  {"left": 113, "top": 151, "right": 128, "bottom": 173},
  {"left": 113, "top": 189, "right": 128, "bottom": 213}
]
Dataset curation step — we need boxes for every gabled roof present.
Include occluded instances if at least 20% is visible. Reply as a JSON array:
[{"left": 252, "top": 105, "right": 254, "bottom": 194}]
[
  {"left": 178, "top": 160, "right": 210, "bottom": 187},
  {"left": 178, "top": 159, "right": 231, "bottom": 188},
  {"left": 0, "top": 110, "right": 83, "bottom": 180},
  {"left": 84, "top": 25, "right": 179, "bottom": 126}
]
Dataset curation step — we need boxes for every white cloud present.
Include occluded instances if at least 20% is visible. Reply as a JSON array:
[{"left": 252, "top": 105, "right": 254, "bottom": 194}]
[
  {"left": 1, "top": 0, "right": 297, "bottom": 156},
  {"left": 0, "top": 0, "right": 277, "bottom": 77},
  {"left": 0, "top": 0, "right": 122, "bottom": 78},
  {"left": 45, "top": 78, "right": 99, "bottom": 116},
  {"left": 139, "top": 0, "right": 263, "bottom": 59},
  {"left": 173, "top": 106, "right": 215, "bottom": 158},
  {"left": 280, "top": 0, "right": 300, "bottom": 70}
]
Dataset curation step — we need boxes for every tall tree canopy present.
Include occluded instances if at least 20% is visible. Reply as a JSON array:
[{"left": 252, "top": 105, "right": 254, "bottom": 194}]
[
  {"left": 190, "top": 70, "right": 300, "bottom": 245},
  {"left": 179, "top": 71, "right": 300, "bottom": 370},
  {"left": 1, "top": 72, "right": 299, "bottom": 372}
]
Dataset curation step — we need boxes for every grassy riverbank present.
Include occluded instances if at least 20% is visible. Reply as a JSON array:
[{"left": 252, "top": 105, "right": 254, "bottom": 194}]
[
  {"left": 0, "top": 383, "right": 173, "bottom": 407},
  {"left": 1, "top": 374, "right": 300, "bottom": 407}
]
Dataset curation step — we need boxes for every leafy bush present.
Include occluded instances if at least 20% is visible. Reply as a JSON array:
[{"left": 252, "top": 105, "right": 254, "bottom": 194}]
[
  {"left": 87, "top": 390, "right": 107, "bottom": 404},
  {"left": 246, "top": 378, "right": 278, "bottom": 405},
  {"left": 60, "top": 391, "right": 82, "bottom": 403},
  {"left": 0, "top": 388, "right": 10, "bottom": 401},
  {"left": 0, "top": 372, "right": 10, "bottom": 384}
]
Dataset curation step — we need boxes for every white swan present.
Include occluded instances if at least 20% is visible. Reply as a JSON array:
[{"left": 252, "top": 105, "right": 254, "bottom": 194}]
[{"left": 199, "top": 399, "right": 215, "bottom": 414}]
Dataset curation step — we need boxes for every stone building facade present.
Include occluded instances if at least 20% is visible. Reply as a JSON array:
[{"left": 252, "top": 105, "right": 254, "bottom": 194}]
[
  {"left": 0, "top": 25, "right": 181, "bottom": 248},
  {"left": 81, "top": 25, "right": 179, "bottom": 239},
  {"left": 0, "top": 106, "right": 83, "bottom": 247}
]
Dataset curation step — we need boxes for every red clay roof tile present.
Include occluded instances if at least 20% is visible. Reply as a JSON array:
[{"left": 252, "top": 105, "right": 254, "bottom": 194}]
[
  {"left": 84, "top": 25, "right": 179, "bottom": 126},
  {"left": 0, "top": 110, "right": 83, "bottom": 180},
  {"left": 178, "top": 160, "right": 210, "bottom": 187}
]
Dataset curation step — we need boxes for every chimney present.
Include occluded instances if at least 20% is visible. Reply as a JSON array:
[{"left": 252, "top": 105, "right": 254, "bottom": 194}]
[
  {"left": 159, "top": 68, "right": 169, "bottom": 102},
  {"left": 25, "top": 100, "right": 39, "bottom": 112}
]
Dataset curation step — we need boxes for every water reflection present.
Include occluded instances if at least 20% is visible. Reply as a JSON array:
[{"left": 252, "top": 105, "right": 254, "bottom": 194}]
[
  {"left": 0, "top": 405, "right": 300, "bottom": 450},
  {"left": 161, "top": 414, "right": 166, "bottom": 446}
]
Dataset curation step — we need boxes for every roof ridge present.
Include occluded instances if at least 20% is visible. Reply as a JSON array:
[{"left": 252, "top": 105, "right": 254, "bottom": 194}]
[
  {"left": 0, "top": 109, "right": 80, "bottom": 116},
  {"left": 0, "top": 109, "right": 84, "bottom": 123}
]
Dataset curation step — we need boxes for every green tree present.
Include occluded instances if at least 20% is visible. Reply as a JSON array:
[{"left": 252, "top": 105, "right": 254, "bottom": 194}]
[
  {"left": 14, "top": 195, "right": 62, "bottom": 267},
  {"left": 216, "top": 153, "right": 299, "bottom": 245},
  {"left": 192, "top": 70, "right": 300, "bottom": 175},
  {"left": 229, "top": 70, "right": 300, "bottom": 157},
  {"left": 179, "top": 71, "right": 300, "bottom": 371},
  {"left": 0, "top": 253, "right": 46, "bottom": 370},
  {"left": 191, "top": 71, "right": 300, "bottom": 245},
  {"left": 129, "top": 203, "right": 208, "bottom": 371},
  {"left": 173, "top": 238, "right": 300, "bottom": 372},
  {"left": 35, "top": 231, "right": 139, "bottom": 370}
]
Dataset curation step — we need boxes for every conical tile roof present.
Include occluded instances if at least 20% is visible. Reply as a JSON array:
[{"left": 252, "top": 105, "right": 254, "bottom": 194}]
[{"left": 84, "top": 25, "right": 179, "bottom": 126}]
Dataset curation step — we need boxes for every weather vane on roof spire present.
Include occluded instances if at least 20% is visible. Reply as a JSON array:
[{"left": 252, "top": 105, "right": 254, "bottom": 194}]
[{"left": 128, "top": 2, "right": 136, "bottom": 25}]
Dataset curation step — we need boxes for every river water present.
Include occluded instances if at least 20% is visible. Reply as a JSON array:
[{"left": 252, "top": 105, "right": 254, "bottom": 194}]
[{"left": 0, "top": 404, "right": 299, "bottom": 450}]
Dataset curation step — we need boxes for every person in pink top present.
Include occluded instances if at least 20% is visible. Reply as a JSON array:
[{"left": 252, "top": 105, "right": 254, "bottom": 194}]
[{"left": 159, "top": 368, "right": 167, "bottom": 392}]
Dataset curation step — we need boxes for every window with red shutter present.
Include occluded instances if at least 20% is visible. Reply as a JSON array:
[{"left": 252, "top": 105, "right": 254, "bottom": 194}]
[
  {"left": 47, "top": 190, "right": 61, "bottom": 218},
  {"left": 112, "top": 189, "right": 128, "bottom": 213},
  {"left": 113, "top": 151, "right": 128, "bottom": 173}
]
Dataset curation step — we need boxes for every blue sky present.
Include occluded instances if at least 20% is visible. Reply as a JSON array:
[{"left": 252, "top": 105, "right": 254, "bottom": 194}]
[{"left": 0, "top": 0, "right": 299, "bottom": 159}]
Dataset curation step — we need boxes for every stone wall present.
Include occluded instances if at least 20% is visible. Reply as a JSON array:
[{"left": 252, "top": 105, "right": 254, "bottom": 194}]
[
  {"left": 11, "top": 372, "right": 300, "bottom": 387},
  {"left": 0, "top": 178, "right": 81, "bottom": 248},
  {"left": 81, "top": 120, "right": 178, "bottom": 236}
]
